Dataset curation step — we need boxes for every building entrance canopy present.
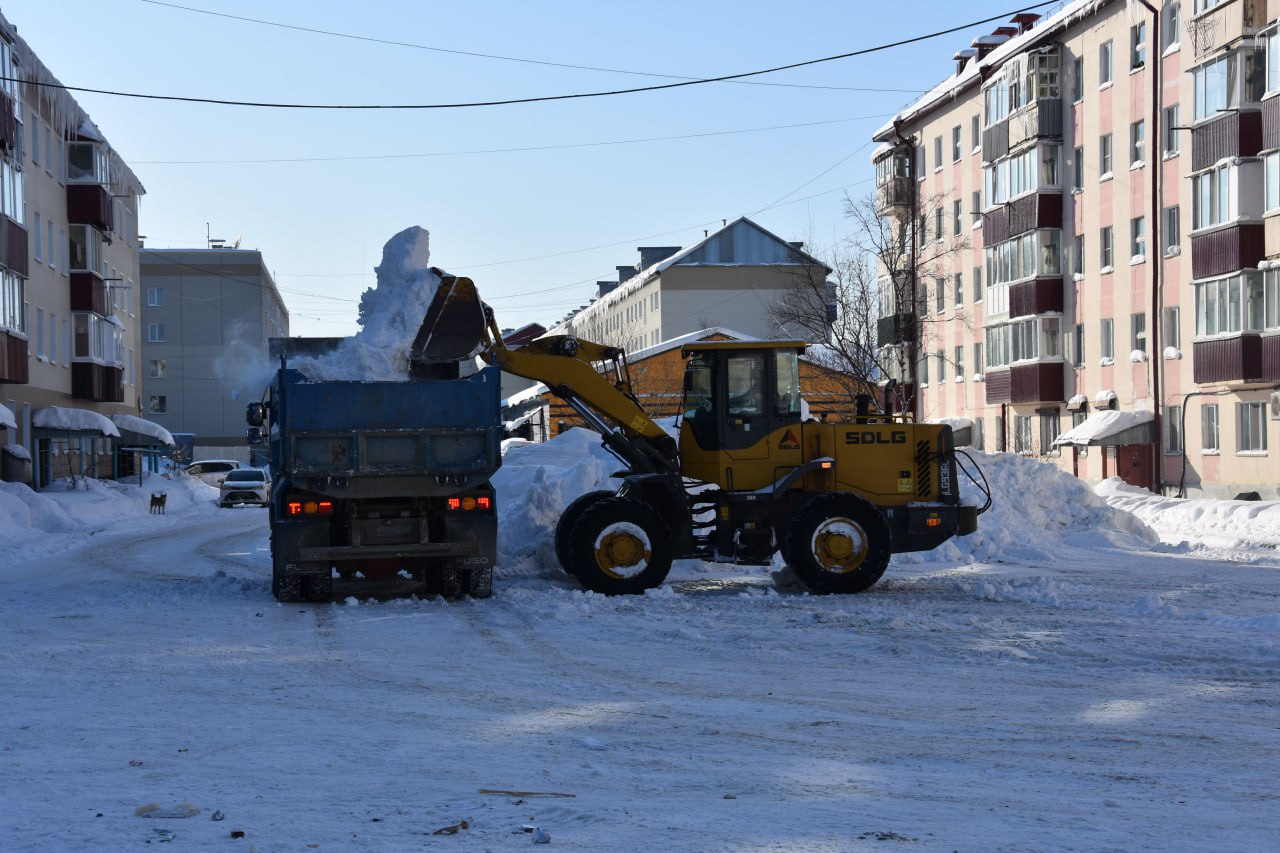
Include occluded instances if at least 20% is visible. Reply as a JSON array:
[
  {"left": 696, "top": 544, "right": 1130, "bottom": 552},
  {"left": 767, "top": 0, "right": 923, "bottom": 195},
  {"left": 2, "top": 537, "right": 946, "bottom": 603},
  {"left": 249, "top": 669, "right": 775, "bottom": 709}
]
[{"left": 1052, "top": 409, "right": 1153, "bottom": 448}]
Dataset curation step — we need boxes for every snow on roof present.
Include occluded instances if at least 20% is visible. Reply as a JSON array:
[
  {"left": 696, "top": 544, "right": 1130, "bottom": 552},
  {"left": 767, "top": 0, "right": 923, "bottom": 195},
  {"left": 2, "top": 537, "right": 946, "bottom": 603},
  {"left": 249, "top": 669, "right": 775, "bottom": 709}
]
[
  {"left": 503, "top": 382, "right": 550, "bottom": 409},
  {"left": 0, "top": 405, "right": 15, "bottom": 430},
  {"left": 873, "top": 0, "right": 1118, "bottom": 142},
  {"left": 1052, "top": 408, "right": 1153, "bottom": 448},
  {"left": 932, "top": 416, "right": 974, "bottom": 431},
  {"left": 111, "top": 414, "right": 176, "bottom": 446},
  {"left": 33, "top": 407, "right": 120, "bottom": 437},
  {"left": 3, "top": 443, "right": 30, "bottom": 460},
  {"left": 626, "top": 326, "right": 759, "bottom": 363},
  {"left": 1068, "top": 394, "right": 1088, "bottom": 406},
  {"left": 1094, "top": 389, "right": 1118, "bottom": 403}
]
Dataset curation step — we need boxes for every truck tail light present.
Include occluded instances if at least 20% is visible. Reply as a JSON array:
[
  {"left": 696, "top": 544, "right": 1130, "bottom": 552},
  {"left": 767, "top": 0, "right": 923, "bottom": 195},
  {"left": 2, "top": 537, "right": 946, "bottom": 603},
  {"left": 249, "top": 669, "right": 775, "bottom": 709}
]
[
  {"left": 287, "top": 499, "right": 334, "bottom": 516},
  {"left": 447, "top": 495, "right": 493, "bottom": 511}
]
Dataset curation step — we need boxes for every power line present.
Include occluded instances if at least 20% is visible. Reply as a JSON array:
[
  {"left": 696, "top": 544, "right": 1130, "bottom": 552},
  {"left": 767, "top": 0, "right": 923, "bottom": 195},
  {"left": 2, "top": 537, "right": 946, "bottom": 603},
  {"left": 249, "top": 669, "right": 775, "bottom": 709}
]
[
  {"left": 16, "top": 3, "right": 1055, "bottom": 110},
  {"left": 138, "top": 0, "right": 934, "bottom": 94},
  {"left": 133, "top": 115, "right": 891, "bottom": 165}
]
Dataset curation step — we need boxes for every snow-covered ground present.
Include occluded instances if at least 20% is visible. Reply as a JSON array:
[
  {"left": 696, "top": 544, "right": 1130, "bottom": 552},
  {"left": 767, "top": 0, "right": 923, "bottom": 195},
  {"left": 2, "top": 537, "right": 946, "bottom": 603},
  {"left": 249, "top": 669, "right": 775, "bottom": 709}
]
[{"left": 1, "top": 435, "right": 1277, "bottom": 851}]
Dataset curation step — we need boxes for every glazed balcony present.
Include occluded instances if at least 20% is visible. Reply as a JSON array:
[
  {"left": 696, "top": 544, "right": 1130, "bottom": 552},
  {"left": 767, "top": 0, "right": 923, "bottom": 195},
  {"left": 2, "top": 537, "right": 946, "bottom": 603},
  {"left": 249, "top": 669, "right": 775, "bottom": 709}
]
[
  {"left": 70, "top": 272, "right": 108, "bottom": 314},
  {"left": 1009, "top": 277, "right": 1064, "bottom": 319},
  {"left": 983, "top": 192, "right": 1063, "bottom": 244},
  {"left": 66, "top": 184, "right": 114, "bottom": 235},
  {"left": 876, "top": 312, "right": 917, "bottom": 349},
  {"left": 1192, "top": 109, "right": 1261, "bottom": 171},
  {"left": 0, "top": 217, "right": 27, "bottom": 276},
  {"left": 1190, "top": 223, "right": 1265, "bottom": 280},
  {"left": 0, "top": 329, "right": 27, "bottom": 384},
  {"left": 1192, "top": 334, "right": 1263, "bottom": 384},
  {"left": 71, "top": 363, "right": 123, "bottom": 403},
  {"left": 0, "top": 90, "right": 16, "bottom": 154},
  {"left": 984, "top": 362, "right": 1064, "bottom": 405}
]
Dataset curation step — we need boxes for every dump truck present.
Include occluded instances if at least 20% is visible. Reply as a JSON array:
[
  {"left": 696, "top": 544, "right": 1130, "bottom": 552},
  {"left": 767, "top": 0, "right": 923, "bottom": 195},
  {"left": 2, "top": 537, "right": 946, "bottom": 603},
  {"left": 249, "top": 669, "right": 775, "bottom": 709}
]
[
  {"left": 247, "top": 284, "right": 503, "bottom": 603},
  {"left": 412, "top": 273, "right": 990, "bottom": 596}
]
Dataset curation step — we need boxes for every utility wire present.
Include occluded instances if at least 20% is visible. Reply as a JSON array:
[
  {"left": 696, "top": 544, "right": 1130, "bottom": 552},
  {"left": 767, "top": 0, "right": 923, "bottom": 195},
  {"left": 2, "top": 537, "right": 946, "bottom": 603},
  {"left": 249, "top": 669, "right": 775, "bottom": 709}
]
[
  {"left": 134, "top": 114, "right": 891, "bottom": 165},
  {"left": 16, "top": 3, "right": 1055, "bottom": 110},
  {"left": 139, "top": 0, "right": 926, "bottom": 94}
]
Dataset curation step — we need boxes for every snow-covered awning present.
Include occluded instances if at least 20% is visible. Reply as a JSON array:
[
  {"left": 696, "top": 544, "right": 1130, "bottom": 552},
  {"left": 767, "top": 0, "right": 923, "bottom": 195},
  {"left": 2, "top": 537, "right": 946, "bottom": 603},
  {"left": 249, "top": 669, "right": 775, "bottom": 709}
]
[
  {"left": 111, "top": 414, "right": 175, "bottom": 446},
  {"left": 1052, "top": 409, "right": 1153, "bottom": 448},
  {"left": 1067, "top": 394, "right": 1088, "bottom": 412},
  {"left": 32, "top": 407, "right": 120, "bottom": 437},
  {"left": 1093, "top": 389, "right": 1118, "bottom": 409},
  {"left": 0, "top": 405, "right": 15, "bottom": 430}
]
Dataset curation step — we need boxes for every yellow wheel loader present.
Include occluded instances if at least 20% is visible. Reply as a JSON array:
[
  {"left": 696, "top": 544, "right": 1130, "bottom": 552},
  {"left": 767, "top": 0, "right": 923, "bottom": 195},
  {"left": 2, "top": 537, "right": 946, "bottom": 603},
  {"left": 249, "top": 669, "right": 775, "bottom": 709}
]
[{"left": 411, "top": 273, "right": 990, "bottom": 596}]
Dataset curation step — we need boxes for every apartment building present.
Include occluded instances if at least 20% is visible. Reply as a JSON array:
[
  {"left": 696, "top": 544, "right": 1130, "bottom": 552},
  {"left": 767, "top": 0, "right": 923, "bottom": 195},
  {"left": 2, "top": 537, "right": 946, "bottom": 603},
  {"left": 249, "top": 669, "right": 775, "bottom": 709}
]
[
  {"left": 872, "top": 0, "right": 1280, "bottom": 498},
  {"left": 139, "top": 248, "right": 288, "bottom": 460},
  {"left": 552, "top": 217, "right": 833, "bottom": 349},
  {"left": 0, "top": 11, "right": 147, "bottom": 482}
]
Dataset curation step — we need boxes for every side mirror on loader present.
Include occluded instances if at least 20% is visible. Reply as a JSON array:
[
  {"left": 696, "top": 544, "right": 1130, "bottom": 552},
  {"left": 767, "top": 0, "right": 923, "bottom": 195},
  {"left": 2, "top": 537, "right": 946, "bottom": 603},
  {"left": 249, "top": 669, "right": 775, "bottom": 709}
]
[{"left": 245, "top": 402, "right": 266, "bottom": 427}]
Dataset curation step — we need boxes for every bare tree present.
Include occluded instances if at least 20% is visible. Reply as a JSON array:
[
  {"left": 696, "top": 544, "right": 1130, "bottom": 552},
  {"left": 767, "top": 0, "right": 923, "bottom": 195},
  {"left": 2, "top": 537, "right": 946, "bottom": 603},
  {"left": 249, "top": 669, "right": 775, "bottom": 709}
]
[{"left": 772, "top": 190, "right": 973, "bottom": 416}]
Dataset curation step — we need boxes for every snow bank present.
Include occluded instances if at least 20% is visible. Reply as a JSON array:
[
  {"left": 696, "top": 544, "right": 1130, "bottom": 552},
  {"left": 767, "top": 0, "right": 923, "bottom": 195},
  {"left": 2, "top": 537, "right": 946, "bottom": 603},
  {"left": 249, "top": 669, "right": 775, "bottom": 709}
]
[
  {"left": 1097, "top": 477, "right": 1280, "bottom": 549},
  {"left": 902, "top": 450, "right": 1159, "bottom": 566},
  {"left": 491, "top": 428, "right": 618, "bottom": 575},
  {"left": 293, "top": 226, "right": 442, "bottom": 382}
]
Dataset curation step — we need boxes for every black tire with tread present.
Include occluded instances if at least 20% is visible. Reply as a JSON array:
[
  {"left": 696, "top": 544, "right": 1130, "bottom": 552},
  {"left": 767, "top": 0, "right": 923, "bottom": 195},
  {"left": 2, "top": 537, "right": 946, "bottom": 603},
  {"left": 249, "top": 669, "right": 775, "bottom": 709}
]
[
  {"left": 555, "top": 490, "right": 616, "bottom": 576},
  {"left": 566, "top": 497, "right": 673, "bottom": 595},
  {"left": 784, "top": 492, "right": 891, "bottom": 594}
]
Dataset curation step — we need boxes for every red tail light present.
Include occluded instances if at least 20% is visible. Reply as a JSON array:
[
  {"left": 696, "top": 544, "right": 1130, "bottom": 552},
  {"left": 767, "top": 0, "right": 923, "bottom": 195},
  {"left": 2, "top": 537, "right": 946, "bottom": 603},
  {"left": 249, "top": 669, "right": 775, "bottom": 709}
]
[
  {"left": 447, "top": 495, "right": 493, "bottom": 511},
  {"left": 287, "top": 499, "right": 334, "bottom": 516}
]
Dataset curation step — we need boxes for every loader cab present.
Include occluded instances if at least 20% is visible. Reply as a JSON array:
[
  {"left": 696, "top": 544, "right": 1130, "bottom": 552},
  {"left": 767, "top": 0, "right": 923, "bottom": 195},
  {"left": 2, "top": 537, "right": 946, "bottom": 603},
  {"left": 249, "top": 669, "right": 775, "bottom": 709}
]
[{"left": 678, "top": 341, "right": 806, "bottom": 490}]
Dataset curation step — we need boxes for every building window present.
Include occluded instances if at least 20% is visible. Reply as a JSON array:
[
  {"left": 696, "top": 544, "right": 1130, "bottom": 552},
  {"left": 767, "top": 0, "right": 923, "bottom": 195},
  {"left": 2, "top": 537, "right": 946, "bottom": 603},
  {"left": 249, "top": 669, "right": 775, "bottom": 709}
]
[
  {"left": 149, "top": 359, "right": 166, "bottom": 378},
  {"left": 1132, "top": 312, "right": 1147, "bottom": 353},
  {"left": 1163, "top": 306, "right": 1181, "bottom": 352},
  {"left": 1131, "top": 120, "right": 1145, "bottom": 165},
  {"left": 920, "top": 352, "right": 929, "bottom": 385},
  {"left": 1039, "top": 410, "right": 1061, "bottom": 456},
  {"left": 1073, "top": 323, "right": 1085, "bottom": 367},
  {"left": 1237, "top": 401, "right": 1268, "bottom": 452},
  {"left": 973, "top": 343, "right": 983, "bottom": 375},
  {"left": 1163, "top": 105, "right": 1181, "bottom": 155},
  {"left": 955, "top": 346, "right": 964, "bottom": 380},
  {"left": 1131, "top": 22, "right": 1147, "bottom": 69},
  {"left": 1268, "top": 150, "right": 1280, "bottom": 212},
  {"left": 1072, "top": 55, "right": 1084, "bottom": 102},
  {"left": 1131, "top": 216, "right": 1146, "bottom": 260},
  {"left": 934, "top": 136, "right": 942, "bottom": 169},
  {"left": 1015, "top": 415, "right": 1034, "bottom": 454},
  {"left": 1073, "top": 234, "right": 1085, "bottom": 274},
  {"left": 1101, "top": 318, "right": 1115, "bottom": 359},
  {"left": 1099, "top": 40, "right": 1114, "bottom": 85},
  {"left": 1165, "top": 205, "right": 1181, "bottom": 253},
  {"left": 1100, "top": 226, "right": 1114, "bottom": 270},
  {"left": 1192, "top": 162, "right": 1232, "bottom": 229},
  {"left": 937, "top": 350, "right": 946, "bottom": 382},
  {"left": 935, "top": 278, "right": 945, "bottom": 312},
  {"left": 972, "top": 190, "right": 982, "bottom": 224},
  {"left": 934, "top": 208, "right": 943, "bottom": 242},
  {"left": 1269, "top": 27, "right": 1280, "bottom": 93},
  {"left": 973, "top": 266, "right": 983, "bottom": 303},
  {"left": 146, "top": 287, "right": 164, "bottom": 307},
  {"left": 1202, "top": 403, "right": 1219, "bottom": 452},
  {"left": 1194, "top": 271, "right": 1271, "bottom": 336},
  {"left": 971, "top": 115, "right": 980, "bottom": 150},
  {"left": 149, "top": 396, "right": 167, "bottom": 415},
  {"left": 35, "top": 307, "right": 43, "bottom": 358},
  {"left": 1164, "top": 405, "right": 1183, "bottom": 453},
  {"left": 1164, "top": 3, "right": 1182, "bottom": 51},
  {"left": 33, "top": 211, "right": 42, "bottom": 261},
  {"left": 952, "top": 125, "right": 962, "bottom": 161},
  {"left": 1193, "top": 52, "right": 1238, "bottom": 120},
  {"left": 147, "top": 323, "right": 165, "bottom": 343},
  {"left": 1072, "top": 145, "right": 1084, "bottom": 191},
  {"left": 954, "top": 272, "right": 964, "bottom": 306},
  {"left": 1099, "top": 134, "right": 1113, "bottom": 177}
]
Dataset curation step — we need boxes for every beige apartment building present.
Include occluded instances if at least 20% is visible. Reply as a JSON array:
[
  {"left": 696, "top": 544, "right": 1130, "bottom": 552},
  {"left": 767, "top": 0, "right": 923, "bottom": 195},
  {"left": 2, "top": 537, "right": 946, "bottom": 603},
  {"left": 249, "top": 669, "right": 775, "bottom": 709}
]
[
  {"left": 873, "top": 0, "right": 1280, "bottom": 498},
  {"left": 0, "top": 11, "right": 147, "bottom": 484}
]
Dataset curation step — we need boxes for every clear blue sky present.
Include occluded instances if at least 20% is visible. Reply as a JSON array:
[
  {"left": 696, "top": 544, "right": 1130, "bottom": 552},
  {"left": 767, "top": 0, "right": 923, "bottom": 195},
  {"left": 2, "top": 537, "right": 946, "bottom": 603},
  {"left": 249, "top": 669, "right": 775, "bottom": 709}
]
[{"left": 3, "top": 0, "right": 1061, "bottom": 336}]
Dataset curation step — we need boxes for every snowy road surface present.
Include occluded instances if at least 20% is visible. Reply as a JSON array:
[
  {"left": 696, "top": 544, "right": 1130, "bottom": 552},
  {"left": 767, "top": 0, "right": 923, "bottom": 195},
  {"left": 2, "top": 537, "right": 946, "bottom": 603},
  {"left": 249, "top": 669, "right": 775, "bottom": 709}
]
[{"left": 2, "top": 449, "right": 1278, "bottom": 851}]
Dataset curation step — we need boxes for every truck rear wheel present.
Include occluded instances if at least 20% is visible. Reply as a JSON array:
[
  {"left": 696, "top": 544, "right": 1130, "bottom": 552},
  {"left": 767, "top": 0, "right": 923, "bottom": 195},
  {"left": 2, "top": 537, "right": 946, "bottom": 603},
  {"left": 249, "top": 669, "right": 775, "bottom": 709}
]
[
  {"left": 566, "top": 497, "right": 672, "bottom": 595},
  {"left": 785, "top": 492, "right": 891, "bottom": 594},
  {"left": 555, "top": 490, "right": 615, "bottom": 577}
]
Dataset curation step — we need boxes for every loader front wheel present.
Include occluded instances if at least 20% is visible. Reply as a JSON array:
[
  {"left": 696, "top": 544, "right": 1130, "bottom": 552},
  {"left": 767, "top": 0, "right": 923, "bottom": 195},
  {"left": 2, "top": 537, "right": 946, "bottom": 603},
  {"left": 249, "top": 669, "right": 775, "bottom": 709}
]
[
  {"left": 555, "top": 490, "right": 616, "bottom": 577},
  {"left": 566, "top": 497, "right": 672, "bottom": 595},
  {"left": 785, "top": 492, "right": 891, "bottom": 594}
]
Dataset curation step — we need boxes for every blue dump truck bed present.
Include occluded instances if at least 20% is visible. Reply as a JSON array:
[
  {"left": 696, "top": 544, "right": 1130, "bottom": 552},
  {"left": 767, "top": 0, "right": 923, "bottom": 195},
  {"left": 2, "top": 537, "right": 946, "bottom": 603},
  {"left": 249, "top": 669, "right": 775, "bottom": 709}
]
[{"left": 258, "top": 345, "right": 504, "bottom": 603}]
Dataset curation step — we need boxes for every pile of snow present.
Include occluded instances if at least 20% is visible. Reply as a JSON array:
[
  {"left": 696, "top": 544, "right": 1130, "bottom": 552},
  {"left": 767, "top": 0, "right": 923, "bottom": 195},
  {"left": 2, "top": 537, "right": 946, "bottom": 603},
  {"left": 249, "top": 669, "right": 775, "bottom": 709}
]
[
  {"left": 899, "top": 450, "right": 1158, "bottom": 566},
  {"left": 0, "top": 473, "right": 217, "bottom": 559},
  {"left": 1098, "top": 477, "right": 1280, "bottom": 548},
  {"left": 293, "top": 226, "right": 443, "bottom": 382},
  {"left": 491, "top": 428, "right": 618, "bottom": 575}
]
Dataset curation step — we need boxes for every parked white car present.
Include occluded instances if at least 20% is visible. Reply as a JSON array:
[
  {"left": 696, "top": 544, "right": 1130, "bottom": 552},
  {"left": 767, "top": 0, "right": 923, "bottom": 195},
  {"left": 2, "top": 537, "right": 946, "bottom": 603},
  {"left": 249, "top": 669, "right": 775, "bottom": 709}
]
[
  {"left": 185, "top": 459, "right": 243, "bottom": 486},
  {"left": 218, "top": 468, "right": 271, "bottom": 507}
]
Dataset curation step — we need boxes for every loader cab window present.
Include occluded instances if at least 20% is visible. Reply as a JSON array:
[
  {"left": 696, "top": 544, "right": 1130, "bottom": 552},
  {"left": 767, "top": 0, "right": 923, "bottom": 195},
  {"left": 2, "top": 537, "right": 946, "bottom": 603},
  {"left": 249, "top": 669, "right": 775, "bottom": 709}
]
[
  {"left": 725, "top": 352, "right": 764, "bottom": 417},
  {"left": 773, "top": 350, "right": 802, "bottom": 419},
  {"left": 681, "top": 351, "right": 717, "bottom": 449}
]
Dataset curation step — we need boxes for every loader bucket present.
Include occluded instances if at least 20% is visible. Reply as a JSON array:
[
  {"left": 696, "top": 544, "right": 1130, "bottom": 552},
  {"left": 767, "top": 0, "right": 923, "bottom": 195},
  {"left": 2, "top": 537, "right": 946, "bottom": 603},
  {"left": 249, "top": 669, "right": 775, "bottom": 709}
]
[{"left": 408, "top": 272, "right": 487, "bottom": 375}]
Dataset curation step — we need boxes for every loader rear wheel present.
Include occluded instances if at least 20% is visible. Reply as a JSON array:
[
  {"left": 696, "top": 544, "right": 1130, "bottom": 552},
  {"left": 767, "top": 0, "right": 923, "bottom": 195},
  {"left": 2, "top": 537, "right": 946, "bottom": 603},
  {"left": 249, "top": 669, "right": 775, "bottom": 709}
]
[
  {"left": 785, "top": 492, "right": 891, "bottom": 594},
  {"left": 566, "top": 497, "right": 672, "bottom": 595},
  {"left": 555, "top": 490, "right": 615, "bottom": 576}
]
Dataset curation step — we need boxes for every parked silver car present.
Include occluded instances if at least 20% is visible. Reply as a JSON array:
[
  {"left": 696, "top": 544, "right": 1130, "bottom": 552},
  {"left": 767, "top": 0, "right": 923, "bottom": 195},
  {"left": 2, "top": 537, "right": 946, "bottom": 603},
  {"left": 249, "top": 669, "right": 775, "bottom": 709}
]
[
  {"left": 185, "top": 459, "right": 243, "bottom": 486},
  {"left": 219, "top": 468, "right": 270, "bottom": 507}
]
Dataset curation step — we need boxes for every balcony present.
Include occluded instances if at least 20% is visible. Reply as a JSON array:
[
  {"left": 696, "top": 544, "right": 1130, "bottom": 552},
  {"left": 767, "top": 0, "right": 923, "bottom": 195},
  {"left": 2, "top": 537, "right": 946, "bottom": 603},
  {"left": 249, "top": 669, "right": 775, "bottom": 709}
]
[
  {"left": 1264, "top": 334, "right": 1280, "bottom": 381},
  {"left": 0, "top": 217, "right": 27, "bottom": 276},
  {"left": 1192, "top": 109, "right": 1261, "bottom": 171},
  {"left": 0, "top": 329, "right": 27, "bottom": 384},
  {"left": 984, "top": 362, "right": 1064, "bottom": 405},
  {"left": 66, "top": 184, "right": 114, "bottom": 235},
  {"left": 1006, "top": 99, "right": 1064, "bottom": 150},
  {"left": 70, "top": 273, "right": 108, "bottom": 314},
  {"left": 983, "top": 193, "right": 1063, "bottom": 244},
  {"left": 1193, "top": 334, "right": 1263, "bottom": 383},
  {"left": 71, "top": 363, "right": 123, "bottom": 403},
  {"left": 1190, "top": 223, "right": 1265, "bottom": 279},
  {"left": 876, "top": 312, "right": 917, "bottom": 349},
  {"left": 1009, "top": 277, "right": 1064, "bottom": 318},
  {"left": 0, "top": 90, "right": 16, "bottom": 154},
  {"left": 875, "top": 177, "right": 913, "bottom": 217}
]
